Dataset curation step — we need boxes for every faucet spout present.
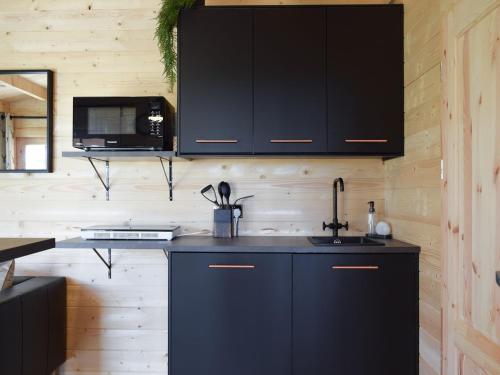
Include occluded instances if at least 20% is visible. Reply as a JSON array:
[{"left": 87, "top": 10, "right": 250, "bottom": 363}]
[
  {"left": 334, "top": 177, "right": 344, "bottom": 192},
  {"left": 322, "top": 177, "right": 349, "bottom": 237}
]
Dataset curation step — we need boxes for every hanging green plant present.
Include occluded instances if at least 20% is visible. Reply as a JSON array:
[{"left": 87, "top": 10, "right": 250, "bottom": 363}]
[{"left": 155, "top": 0, "right": 197, "bottom": 89}]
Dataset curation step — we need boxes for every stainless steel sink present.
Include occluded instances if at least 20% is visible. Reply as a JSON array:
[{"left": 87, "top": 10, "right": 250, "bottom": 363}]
[{"left": 308, "top": 236, "right": 384, "bottom": 246}]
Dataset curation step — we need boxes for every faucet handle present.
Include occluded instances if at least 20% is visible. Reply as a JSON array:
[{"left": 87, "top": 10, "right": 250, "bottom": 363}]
[
  {"left": 322, "top": 221, "right": 329, "bottom": 231},
  {"left": 344, "top": 221, "right": 349, "bottom": 231}
]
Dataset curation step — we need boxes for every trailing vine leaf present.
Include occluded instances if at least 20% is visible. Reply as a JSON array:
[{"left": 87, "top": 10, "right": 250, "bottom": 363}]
[{"left": 155, "top": 0, "right": 197, "bottom": 90}]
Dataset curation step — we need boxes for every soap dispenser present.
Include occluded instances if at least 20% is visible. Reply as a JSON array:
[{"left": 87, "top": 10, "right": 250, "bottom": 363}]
[{"left": 367, "top": 201, "right": 377, "bottom": 236}]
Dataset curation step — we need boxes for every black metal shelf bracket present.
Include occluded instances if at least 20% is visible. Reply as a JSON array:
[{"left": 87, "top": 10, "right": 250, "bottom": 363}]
[
  {"left": 71, "top": 153, "right": 176, "bottom": 201},
  {"left": 87, "top": 157, "right": 110, "bottom": 201},
  {"left": 159, "top": 157, "right": 173, "bottom": 201},
  {"left": 163, "top": 249, "right": 169, "bottom": 260},
  {"left": 92, "top": 248, "right": 112, "bottom": 279}
]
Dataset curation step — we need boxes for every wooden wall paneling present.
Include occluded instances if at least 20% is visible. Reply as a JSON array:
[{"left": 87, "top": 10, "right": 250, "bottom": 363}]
[
  {"left": 384, "top": 1, "right": 447, "bottom": 375},
  {"left": 63, "top": 349, "right": 167, "bottom": 372},
  {"left": 420, "top": 328, "right": 442, "bottom": 372},
  {"left": 420, "top": 299, "right": 443, "bottom": 342},
  {"left": 404, "top": 65, "right": 441, "bottom": 113},
  {"left": 1, "top": 30, "right": 158, "bottom": 53},
  {"left": 405, "top": 32, "right": 441, "bottom": 86},
  {"left": 0, "top": 11, "right": 158, "bottom": 32},
  {"left": 405, "top": 96, "right": 441, "bottom": 138},
  {"left": 67, "top": 307, "right": 166, "bottom": 330},
  {"left": 67, "top": 327, "right": 167, "bottom": 351},
  {"left": 0, "top": 1, "right": 388, "bottom": 372},
  {"left": 0, "top": 52, "right": 173, "bottom": 74},
  {"left": 66, "top": 285, "right": 168, "bottom": 308},
  {"left": 420, "top": 356, "right": 441, "bottom": 375}
]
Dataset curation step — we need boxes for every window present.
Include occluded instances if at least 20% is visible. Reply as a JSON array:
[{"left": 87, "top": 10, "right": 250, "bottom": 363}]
[{"left": 24, "top": 144, "right": 46, "bottom": 169}]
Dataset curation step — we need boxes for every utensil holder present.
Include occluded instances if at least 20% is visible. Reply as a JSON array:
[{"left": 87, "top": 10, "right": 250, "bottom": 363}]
[{"left": 213, "top": 208, "right": 233, "bottom": 238}]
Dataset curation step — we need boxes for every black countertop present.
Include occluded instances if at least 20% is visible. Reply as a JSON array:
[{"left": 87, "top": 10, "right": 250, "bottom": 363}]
[
  {"left": 56, "top": 236, "right": 419, "bottom": 254},
  {"left": 0, "top": 238, "right": 56, "bottom": 262}
]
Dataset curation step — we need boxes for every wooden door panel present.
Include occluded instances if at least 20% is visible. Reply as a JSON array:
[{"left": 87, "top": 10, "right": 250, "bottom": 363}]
[
  {"left": 462, "top": 355, "right": 489, "bottom": 375},
  {"left": 443, "top": 0, "right": 500, "bottom": 373},
  {"left": 463, "top": 11, "right": 500, "bottom": 341}
]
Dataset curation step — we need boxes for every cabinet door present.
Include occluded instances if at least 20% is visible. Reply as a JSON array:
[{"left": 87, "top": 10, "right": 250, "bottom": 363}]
[
  {"left": 170, "top": 253, "right": 292, "bottom": 375},
  {"left": 178, "top": 8, "right": 253, "bottom": 155},
  {"left": 293, "top": 254, "right": 418, "bottom": 375},
  {"left": 327, "top": 6, "right": 403, "bottom": 155},
  {"left": 253, "top": 8, "right": 327, "bottom": 154}
]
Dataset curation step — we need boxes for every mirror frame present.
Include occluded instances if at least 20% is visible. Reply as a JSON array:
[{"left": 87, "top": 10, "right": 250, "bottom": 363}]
[{"left": 0, "top": 69, "right": 53, "bottom": 173}]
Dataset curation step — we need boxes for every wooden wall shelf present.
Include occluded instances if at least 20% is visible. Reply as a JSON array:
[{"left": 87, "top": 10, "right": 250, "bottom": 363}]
[{"left": 62, "top": 150, "right": 183, "bottom": 201}]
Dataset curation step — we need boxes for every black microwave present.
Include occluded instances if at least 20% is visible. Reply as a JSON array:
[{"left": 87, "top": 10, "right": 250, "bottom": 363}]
[{"left": 73, "top": 96, "right": 174, "bottom": 150}]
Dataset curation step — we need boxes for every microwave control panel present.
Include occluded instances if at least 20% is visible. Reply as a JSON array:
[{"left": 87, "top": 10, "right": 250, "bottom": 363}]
[{"left": 148, "top": 101, "right": 164, "bottom": 137}]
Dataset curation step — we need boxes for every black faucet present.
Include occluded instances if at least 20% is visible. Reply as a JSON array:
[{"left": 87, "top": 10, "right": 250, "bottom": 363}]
[{"left": 323, "top": 177, "right": 349, "bottom": 237}]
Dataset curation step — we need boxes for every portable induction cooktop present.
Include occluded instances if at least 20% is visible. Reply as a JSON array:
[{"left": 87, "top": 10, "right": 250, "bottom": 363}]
[{"left": 81, "top": 225, "right": 181, "bottom": 241}]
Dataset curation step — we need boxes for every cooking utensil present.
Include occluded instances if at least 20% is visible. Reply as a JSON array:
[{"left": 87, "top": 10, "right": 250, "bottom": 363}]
[
  {"left": 218, "top": 181, "right": 231, "bottom": 208},
  {"left": 233, "top": 195, "right": 255, "bottom": 205},
  {"left": 233, "top": 206, "right": 242, "bottom": 237},
  {"left": 201, "top": 185, "right": 220, "bottom": 206},
  {"left": 221, "top": 181, "right": 231, "bottom": 207},
  {"left": 217, "top": 182, "right": 225, "bottom": 208}
]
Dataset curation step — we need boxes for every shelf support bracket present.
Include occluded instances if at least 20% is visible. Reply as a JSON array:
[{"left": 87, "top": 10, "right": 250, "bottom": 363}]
[
  {"left": 163, "top": 249, "right": 169, "bottom": 260},
  {"left": 92, "top": 248, "right": 112, "bottom": 279},
  {"left": 87, "top": 157, "right": 110, "bottom": 201},
  {"left": 159, "top": 157, "right": 173, "bottom": 201}
]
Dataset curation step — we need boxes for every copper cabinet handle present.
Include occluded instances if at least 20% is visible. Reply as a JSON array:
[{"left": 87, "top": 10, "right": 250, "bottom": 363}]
[
  {"left": 344, "top": 139, "right": 388, "bottom": 143},
  {"left": 208, "top": 264, "right": 256, "bottom": 269},
  {"left": 270, "top": 139, "right": 313, "bottom": 143},
  {"left": 331, "top": 265, "right": 379, "bottom": 270},
  {"left": 196, "top": 139, "right": 238, "bottom": 143}
]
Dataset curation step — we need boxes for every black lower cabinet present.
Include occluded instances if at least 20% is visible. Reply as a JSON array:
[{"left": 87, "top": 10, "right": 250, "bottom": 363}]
[
  {"left": 293, "top": 254, "right": 418, "bottom": 375},
  {"left": 169, "top": 253, "right": 292, "bottom": 375},
  {"left": 169, "top": 252, "right": 418, "bottom": 375}
]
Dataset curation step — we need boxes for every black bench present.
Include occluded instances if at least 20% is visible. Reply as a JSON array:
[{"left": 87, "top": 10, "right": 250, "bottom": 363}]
[{"left": 0, "top": 276, "right": 66, "bottom": 375}]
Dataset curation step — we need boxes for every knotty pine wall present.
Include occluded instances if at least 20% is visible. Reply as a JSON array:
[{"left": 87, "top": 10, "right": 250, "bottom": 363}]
[
  {"left": 0, "top": 1, "right": 386, "bottom": 373},
  {"left": 385, "top": 0, "right": 452, "bottom": 374}
]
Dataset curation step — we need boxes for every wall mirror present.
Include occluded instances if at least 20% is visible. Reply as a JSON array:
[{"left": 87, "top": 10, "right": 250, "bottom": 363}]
[{"left": 0, "top": 70, "right": 53, "bottom": 173}]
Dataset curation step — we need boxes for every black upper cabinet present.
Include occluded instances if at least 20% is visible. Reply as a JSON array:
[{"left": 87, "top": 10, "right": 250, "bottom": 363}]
[
  {"left": 327, "top": 6, "right": 404, "bottom": 155},
  {"left": 178, "top": 8, "right": 253, "bottom": 154},
  {"left": 293, "top": 254, "right": 418, "bottom": 375},
  {"left": 177, "top": 5, "right": 404, "bottom": 156},
  {"left": 170, "top": 253, "right": 292, "bottom": 375},
  {"left": 253, "top": 8, "right": 327, "bottom": 154}
]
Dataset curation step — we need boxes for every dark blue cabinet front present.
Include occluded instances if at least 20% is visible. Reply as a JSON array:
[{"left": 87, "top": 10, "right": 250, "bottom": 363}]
[
  {"left": 178, "top": 7, "right": 254, "bottom": 155},
  {"left": 293, "top": 253, "right": 418, "bottom": 375},
  {"left": 177, "top": 5, "right": 404, "bottom": 157},
  {"left": 169, "top": 252, "right": 418, "bottom": 375},
  {"left": 169, "top": 253, "right": 292, "bottom": 375}
]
